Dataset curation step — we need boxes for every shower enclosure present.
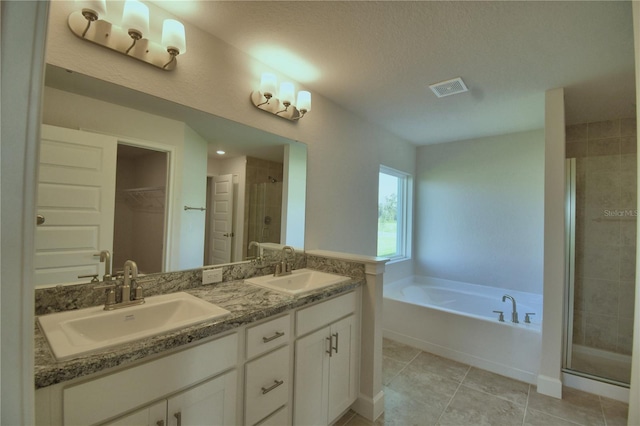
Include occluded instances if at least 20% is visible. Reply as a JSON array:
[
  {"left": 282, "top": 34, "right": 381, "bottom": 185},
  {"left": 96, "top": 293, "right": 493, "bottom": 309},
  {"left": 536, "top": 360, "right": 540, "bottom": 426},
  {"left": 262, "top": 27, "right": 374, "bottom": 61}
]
[
  {"left": 564, "top": 118, "right": 636, "bottom": 385},
  {"left": 245, "top": 180, "right": 283, "bottom": 247}
]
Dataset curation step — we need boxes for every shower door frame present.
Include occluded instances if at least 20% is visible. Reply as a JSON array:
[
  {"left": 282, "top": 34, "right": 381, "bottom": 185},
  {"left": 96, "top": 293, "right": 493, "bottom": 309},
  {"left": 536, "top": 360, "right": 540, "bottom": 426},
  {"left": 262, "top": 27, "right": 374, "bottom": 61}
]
[{"left": 563, "top": 158, "right": 576, "bottom": 370}]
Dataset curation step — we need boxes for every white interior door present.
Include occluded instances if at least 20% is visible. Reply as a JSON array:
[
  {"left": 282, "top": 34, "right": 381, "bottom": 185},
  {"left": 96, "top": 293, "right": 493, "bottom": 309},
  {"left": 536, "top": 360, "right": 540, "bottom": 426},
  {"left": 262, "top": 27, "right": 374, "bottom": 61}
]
[
  {"left": 209, "top": 174, "right": 234, "bottom": 265},
  {"left": 35, "top": 124, "right": 117, "bottom": 286}
]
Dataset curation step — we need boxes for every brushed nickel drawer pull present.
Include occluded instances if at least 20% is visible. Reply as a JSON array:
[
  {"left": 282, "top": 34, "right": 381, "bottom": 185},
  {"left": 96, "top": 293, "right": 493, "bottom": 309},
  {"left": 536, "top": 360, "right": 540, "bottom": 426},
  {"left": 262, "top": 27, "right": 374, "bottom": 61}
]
[
  {"left": 261, "top": 379, "right": 284, "bottom": 394},
  {"left": 262, "top": 331, "right": 285, "bottom": 343},
  {"left": 332, "top": 332, "right": 339, "bottom": 354},
  {"left": 174, "top": 412, "right": 182, "bottom": 426},
  {"left": 326, "top": 335, "right": 333, "bottom": 357}
]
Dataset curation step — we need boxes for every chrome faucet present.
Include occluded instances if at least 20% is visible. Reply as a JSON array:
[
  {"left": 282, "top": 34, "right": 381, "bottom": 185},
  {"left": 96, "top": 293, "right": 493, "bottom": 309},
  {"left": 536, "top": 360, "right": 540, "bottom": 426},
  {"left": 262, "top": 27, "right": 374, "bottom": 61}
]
[
  {"left": 95, "top": 259, "right": 144, "bottom": 310},
  {"left": 94, "top": 250, "right": 112, "bottom": 281},
  {"left": 502, "top": 294, "right": 519, "bottom": 323},
  {"left": 275, "top": 246, "right": 295, "bottom": 276},
  {"left": 248, "top": 241, "right": 262, "bottom": 262}
]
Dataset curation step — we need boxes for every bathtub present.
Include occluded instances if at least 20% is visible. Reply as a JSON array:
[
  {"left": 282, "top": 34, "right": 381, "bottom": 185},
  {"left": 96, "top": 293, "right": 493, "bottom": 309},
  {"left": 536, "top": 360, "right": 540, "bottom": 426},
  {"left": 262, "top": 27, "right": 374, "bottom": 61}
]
[{"left": 383, "top": 276, "right": 543, "bottom": 384}]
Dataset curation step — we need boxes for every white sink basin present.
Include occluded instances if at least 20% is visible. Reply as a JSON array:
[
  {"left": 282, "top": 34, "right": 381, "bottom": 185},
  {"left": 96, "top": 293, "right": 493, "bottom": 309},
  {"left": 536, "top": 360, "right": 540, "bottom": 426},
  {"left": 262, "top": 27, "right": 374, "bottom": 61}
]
[
  {"left": 38, "top": 292, "right": 230, "bottom": 361},
  {"left": 245, "top": 268, "right": 351, "bottom": 295}
]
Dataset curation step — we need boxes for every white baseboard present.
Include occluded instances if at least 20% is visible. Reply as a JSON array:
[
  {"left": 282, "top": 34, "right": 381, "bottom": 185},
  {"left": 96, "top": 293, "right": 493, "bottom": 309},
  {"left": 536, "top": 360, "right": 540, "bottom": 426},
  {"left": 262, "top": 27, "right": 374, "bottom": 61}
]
[
  {"left": 352, "top": 390, "right": 385, "bottom": 422},
  {"left": 536, "top": 374, "right": 563, "bottom": 398}
]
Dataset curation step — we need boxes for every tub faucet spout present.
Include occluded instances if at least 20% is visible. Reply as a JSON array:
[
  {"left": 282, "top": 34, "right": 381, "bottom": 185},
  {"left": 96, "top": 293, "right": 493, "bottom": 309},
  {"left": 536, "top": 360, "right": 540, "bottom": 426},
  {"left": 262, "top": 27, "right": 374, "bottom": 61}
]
[{"left": 502, "top": 294, "right": 519, "bottom": 323}]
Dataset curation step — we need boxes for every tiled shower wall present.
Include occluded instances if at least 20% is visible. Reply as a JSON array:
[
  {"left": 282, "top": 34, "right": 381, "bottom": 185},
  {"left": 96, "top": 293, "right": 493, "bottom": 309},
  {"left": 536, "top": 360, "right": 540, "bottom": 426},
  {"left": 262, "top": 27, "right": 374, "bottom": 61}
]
[{"left": 566, "top": 117, "right": 636, "bottom": 356}]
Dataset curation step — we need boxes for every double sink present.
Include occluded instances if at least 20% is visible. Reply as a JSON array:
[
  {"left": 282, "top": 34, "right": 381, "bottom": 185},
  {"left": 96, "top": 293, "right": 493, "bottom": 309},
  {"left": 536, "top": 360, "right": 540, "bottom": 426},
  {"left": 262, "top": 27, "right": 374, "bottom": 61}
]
[{"left": 38, "top": 269, "right": 350, "bottom": 361}]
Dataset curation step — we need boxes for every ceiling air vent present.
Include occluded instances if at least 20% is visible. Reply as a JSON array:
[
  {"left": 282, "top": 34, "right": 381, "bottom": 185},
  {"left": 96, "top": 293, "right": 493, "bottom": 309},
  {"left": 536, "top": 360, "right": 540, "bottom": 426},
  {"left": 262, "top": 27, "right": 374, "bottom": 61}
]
[{"left": 429, "top": 77, "right": 468, "bottom": 98}]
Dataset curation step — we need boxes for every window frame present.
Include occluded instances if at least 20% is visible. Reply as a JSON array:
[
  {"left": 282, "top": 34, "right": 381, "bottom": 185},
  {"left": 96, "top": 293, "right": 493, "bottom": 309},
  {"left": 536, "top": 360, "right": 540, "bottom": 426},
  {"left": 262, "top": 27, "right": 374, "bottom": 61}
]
[{"left": 377, "top": 165, "right": 413, "bottom": 262}]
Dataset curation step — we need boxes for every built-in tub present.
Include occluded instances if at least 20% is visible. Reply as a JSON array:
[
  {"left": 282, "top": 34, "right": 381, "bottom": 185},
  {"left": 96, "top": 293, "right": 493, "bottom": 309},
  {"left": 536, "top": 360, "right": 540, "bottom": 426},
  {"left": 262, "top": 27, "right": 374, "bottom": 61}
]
[{"left": 383, "top": 276, "right": 543, "bottom": 384}]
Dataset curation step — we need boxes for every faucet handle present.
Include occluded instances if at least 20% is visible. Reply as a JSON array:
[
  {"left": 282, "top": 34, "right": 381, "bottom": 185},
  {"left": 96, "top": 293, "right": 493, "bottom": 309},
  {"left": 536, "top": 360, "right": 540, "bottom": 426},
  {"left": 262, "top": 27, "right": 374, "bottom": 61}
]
[
  {"left": 524, "top": 313, "right": 535, "bottom": 324},
  {"left": 78, "top": 273, "right": 100, "bottom": 283},
  {"left": 94, "top": 283, "right": 117, "bottom": 306},
  {"left": 492, "top": 310, "right": 505, "bottom": 322}
]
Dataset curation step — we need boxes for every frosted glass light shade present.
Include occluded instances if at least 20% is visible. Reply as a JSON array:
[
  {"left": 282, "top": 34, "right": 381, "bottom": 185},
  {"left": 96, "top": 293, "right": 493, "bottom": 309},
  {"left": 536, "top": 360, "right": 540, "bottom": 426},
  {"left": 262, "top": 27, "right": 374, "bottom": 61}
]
[
  {"left": 297, "top": 91, "right": 311, "bottom": 112},
  {"left": 162, "top": 19, "right": 186, "bottom": 54},
  {"left": 122, "top": 0, "right": 149, "bottom": 36},
  {"left": 279, "top": 82, "right": 295, "bottom": 105},
  {"left": 80, "top": 0, "right": 107, "bottom": 19},
  {"left": 260, "top": 73, "right": 277, "bottom": 97}
]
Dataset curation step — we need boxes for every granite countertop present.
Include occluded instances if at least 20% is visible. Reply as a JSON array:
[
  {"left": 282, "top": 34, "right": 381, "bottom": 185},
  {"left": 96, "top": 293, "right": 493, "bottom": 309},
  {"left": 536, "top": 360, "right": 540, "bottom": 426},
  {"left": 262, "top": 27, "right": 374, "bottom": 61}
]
[{"left": 35, "top": 278, "right": 361, "bottom": 389}]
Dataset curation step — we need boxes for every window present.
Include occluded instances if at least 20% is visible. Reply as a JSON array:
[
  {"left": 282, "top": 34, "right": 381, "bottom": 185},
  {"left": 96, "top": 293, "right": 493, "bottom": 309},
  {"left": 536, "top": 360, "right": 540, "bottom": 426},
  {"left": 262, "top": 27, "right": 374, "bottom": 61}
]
[{"left": 377, "top": 166, "right": 412, "bottom": 260}]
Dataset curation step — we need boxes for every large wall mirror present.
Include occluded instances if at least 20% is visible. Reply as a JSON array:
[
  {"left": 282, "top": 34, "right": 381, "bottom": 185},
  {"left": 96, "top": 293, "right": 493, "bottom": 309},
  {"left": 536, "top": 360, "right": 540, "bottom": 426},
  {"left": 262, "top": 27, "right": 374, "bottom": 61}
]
[{"left": 37, "top": 64, "right": 306, "bottom": 288}]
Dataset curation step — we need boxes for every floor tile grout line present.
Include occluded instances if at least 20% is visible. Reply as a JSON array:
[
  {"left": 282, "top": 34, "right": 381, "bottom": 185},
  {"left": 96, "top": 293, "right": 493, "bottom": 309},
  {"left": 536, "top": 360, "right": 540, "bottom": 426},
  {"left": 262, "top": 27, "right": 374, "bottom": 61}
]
[
  {"left": 521, "top": 384, "right": 531, "bottom": 426},
  {"left": 384, "top": 350, "right": 421, "bottom": 386},
  {"left": 525, "top": 407, "right": 587, "bottom": 426},
  {"left": 598, "top": 395, "right": 609, "bottom": 426},
  {"left": 435, "top": 364, "right": 472, "bottom": 425}
]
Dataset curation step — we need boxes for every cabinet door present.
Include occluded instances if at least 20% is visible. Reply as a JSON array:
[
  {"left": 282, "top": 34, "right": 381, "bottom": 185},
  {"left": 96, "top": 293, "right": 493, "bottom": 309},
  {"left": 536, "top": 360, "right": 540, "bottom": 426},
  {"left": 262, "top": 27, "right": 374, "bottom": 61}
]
[
  {"left": 293, "top": 326, "right": 330, "bottom": 425},
  {"left": 167, "top": 370, "right": 237, "bottom": 426},
  {"left": 327, "top": 315, "right": 357, "bottom": 422},
  {"left": 101, "top": 401, "right": 166, "bottom": 426}
]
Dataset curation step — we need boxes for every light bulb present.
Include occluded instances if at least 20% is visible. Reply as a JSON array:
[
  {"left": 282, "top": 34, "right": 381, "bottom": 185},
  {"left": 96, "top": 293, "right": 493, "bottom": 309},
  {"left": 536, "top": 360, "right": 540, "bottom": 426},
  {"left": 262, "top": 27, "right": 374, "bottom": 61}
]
[
  {"left": 122, "top": 0, "right": 149, "bottom": 38},
  {"left": 260, "top": 73, "right": 277, "bottom": 99},
  {"left": 162, "top": 19, "right": 186, "bottom": 55},
  {"left": 296, "top": 91, "right": 311, "bottom": 112},
  {"left": 279, "top": 82, "right": 295, "bottom": 106}
]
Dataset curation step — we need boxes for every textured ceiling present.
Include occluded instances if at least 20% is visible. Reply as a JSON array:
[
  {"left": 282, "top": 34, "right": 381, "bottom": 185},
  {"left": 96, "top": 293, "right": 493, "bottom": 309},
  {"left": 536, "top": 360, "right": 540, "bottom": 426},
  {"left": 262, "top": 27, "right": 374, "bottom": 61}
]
[{"left": 154, "top": 1, "right": 636, "bottom": 145}]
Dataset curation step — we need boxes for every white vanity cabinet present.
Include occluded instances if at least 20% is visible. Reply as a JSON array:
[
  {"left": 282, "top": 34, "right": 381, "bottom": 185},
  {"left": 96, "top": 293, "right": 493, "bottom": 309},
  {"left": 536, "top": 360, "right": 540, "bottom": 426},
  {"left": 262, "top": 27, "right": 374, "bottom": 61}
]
[
  {"left": 103, "top": 371, "right": 237, "bottom": 426},
  {"left": 37, "top": 333, "right": 238, "bottom": 426},
  {"left": 244, "top": 314, "right": 292, "bottom": 426},
  {"left": 293, "top": 292, "right": 358, "bottom": 425}
]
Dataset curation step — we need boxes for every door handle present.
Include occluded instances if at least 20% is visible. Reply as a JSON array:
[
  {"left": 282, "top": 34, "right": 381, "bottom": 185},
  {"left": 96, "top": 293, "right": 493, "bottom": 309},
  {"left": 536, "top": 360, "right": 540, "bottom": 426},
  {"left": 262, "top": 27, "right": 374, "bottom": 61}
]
[
  {"left": 223, "top": 232, "right": 235, "bottom": 237},
  {"left": 326, "top": 335, "right": 333, "bottom": 357},
  {"left": 332, "top": 332, "right": 339, "bottom": 354},
  {"left": 36, "top": 214, "right": 45, "bottom": 225},
  {"left": 174, "top": 412, "right": 181, "bottom": 426}
]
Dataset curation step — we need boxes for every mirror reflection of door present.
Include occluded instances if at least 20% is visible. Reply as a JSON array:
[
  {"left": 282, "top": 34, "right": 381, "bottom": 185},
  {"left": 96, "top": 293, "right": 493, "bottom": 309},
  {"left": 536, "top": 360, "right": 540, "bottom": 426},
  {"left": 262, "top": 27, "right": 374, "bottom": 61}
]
[
  {"left": 205, "top": 174, "right": 235, "bottom": 265},
  {"left": 113, "top": 145, "right": 168, "bottom": 275},
  {"left": 35, "top": 125, "right": 117, "bottom": 286}
]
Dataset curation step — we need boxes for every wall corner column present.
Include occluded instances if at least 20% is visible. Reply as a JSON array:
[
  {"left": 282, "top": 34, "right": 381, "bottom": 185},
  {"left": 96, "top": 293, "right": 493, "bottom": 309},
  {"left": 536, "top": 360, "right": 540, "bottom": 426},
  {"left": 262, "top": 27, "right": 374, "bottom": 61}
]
[
  {"left": 352, "top": 258, "right": 387, "bottom": 421},
  {"left": 537, "top": 87, "right": 566, "bottom": 399}
]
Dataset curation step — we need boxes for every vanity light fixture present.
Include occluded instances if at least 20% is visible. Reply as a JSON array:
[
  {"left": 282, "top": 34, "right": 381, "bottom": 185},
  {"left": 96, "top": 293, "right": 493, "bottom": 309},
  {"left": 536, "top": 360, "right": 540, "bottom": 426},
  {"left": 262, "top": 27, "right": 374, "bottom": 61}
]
[
  {"left": 68, "top": 0, "right": 187, "bottom": 71},
  {"left": 251, "top": 73, "right": 311, "bottom": 121}
]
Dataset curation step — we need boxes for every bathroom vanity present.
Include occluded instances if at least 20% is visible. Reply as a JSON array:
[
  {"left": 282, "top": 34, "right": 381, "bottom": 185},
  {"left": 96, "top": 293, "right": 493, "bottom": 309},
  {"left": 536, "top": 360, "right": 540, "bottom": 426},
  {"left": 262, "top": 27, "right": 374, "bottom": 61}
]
[{"left": 34, "top": 275, "right": 362, "bottom": 426}]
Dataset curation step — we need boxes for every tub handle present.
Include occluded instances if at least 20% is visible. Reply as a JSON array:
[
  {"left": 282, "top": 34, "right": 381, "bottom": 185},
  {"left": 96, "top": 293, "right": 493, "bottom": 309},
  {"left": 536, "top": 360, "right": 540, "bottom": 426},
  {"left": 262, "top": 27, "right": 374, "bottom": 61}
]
[
  {"left": 492, "top": 310, "right": 505, "bottom": 322},
  {"left": 524, "top": 313, "right": 535, "bottom": 323}
]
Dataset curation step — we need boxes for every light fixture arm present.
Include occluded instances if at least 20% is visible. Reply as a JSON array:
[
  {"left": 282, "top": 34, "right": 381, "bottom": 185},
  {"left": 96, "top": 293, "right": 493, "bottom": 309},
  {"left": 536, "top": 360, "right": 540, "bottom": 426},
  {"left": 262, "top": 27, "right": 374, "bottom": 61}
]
[
  {"left": 67, "top": 10, "right": 184, "bottom": 71},
  {"left": 250, "top": 91, "right": 307, "bottom": 122}
]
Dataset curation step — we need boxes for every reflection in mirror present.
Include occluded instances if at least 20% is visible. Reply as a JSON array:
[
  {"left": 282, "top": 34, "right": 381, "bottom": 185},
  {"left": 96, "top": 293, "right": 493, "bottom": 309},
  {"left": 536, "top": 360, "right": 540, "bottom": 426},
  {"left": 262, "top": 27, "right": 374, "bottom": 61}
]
[{"left": 37, "top": 64, "right": 306, "bottom": 288}]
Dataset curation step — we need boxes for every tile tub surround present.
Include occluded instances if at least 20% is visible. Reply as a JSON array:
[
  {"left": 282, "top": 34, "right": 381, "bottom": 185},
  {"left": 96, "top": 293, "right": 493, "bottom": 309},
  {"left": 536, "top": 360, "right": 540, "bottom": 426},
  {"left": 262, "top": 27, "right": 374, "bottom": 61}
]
[
  {"left": 336, "top": 339, "right": 630, "bottom": 426},
  {"left": 566, "top": 117, "right": 636, "bottom": 359},
  {"left": 34, "top": 252, "right": 365, "bottom": 389}
]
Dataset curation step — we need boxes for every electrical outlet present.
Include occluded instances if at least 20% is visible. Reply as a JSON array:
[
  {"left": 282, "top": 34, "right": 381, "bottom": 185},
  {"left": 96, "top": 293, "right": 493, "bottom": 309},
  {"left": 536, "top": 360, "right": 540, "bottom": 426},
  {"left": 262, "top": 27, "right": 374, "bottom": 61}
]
[{"left": 202, "top": 268, "right": 223, "bottom": 284}]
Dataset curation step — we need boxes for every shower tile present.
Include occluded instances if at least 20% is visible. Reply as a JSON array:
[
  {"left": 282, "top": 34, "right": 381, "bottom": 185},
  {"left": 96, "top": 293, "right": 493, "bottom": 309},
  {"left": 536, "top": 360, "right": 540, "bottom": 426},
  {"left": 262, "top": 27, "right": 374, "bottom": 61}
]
[
  {"left": 601, "top": 397, "right": 629, "bottom": 426},
  {"left": 617, "top": 320, "right": 634, "bottom": 355},
  {"left": 588, "top": 120, "right": 620, "bottom": 140},
  {"left": 437, "top": 386, "right": 525, "bottom": 426},
  {"left": 620, "top": 172, "right": 637, "bottom": 210},
  {"left": 620, "top": 153, "right": 637, "bottom": 171},
  {"left": 461, "top": 367, "right": 530, "bottom": 406},
  {"left": 619, "top": 248, "right": 636, "bottom": 281},
  {"left": 382, "top": 386, "right": 446, "bottom": 426},
  {"left": 566, "top": 141, "right": 587, "bottom": 158},
  {"left": 528, "top": 386, "right": 605, "bottom": 426},
  {"left": 573, "top": 279, "right": 585, "bottom": 313},
  {"left": 382, "top": 338, "right": 420, "bottom": 363},
  {"left": 588, "top": 137, "right": 620, "bottom": 158},
  {"left": 572, "top": 309, "right": 585, "bottom": 345},
  {"left": 583, "top": 278, "right": 618, "bottom": 317},
  {"left": 581, "top": 245, "right": 620, "bottom": 281},
  {"left": 618, "top": 280, "right": 636, "bottom": 319},
  {"left": 407, "top": 351, "right": 470, "bottom": 383},
  {"left": 620, "top": 136, "right": 637, "bottom": 155},
  {"left": 566, "top": 123, "right": 588, "bottom": 142},
  {"left": 523, "top": 408, "right": 582, "bottom": 426},
  {"left": 620, "top": 221, "right": 636, "bottom": 246},
  {"left": 583, "top": 208, "right": 620, "bottom": 246},
  {"left": 586, "top": 154, "right": 620, "bottom": 173},
  {"left": 585, "top": 313, "right": 618, "bottom": 352},
  {"left": 619, "top": 117, "right": 637, "bottom": 137},
  {"left": 585, "top": 171, "right": 620, "bottom": 209}
]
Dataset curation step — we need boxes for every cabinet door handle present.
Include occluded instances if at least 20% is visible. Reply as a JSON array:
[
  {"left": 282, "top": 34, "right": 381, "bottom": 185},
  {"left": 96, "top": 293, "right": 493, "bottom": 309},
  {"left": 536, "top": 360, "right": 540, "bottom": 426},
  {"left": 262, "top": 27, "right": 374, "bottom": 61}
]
[
  {"left": 261, "top": 379, "right": 284, "bottom": 394},
  {"left": 174, "top": 412, "right": 182, "bottom": 426},
  {"left": 156, "top": 421, "right": 165, "bottom": 426},
  {"left": 332, "top": 332, "right": 339, "bottom": 354},
  {"left": 326, "top": 335, "right": 333, "bottom": 357},
  {"left": 262, "top": 331, "right": 285, "bottom": 343}
]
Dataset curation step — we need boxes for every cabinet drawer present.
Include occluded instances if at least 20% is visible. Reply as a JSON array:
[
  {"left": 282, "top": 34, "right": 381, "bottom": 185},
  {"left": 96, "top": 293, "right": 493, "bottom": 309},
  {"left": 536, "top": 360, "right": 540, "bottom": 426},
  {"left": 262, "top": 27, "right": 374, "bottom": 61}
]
[
  {"left": 246, "top": 314, "right": 291, "bottom": 359},
  {"left": 296, "top": 292, "right": 356, "bottom": 336},
  {"left": 64, "top": 333, "right": 238, "bottom": 426},
  {"left": 255, "top": 405, "right": 288, "bottom": 426},
  {"left": 245, "top": 346, "right": 290, "bottom": 426}
]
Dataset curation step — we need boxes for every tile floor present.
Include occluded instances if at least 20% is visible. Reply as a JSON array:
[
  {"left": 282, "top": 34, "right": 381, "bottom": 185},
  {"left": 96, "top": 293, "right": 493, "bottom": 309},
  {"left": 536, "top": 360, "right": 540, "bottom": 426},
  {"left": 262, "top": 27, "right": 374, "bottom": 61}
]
[{"left": 336, "top": 339, "right": 629, "bottom": 426}]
